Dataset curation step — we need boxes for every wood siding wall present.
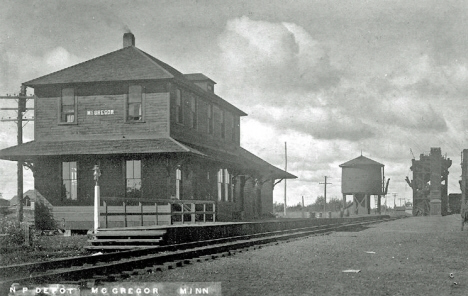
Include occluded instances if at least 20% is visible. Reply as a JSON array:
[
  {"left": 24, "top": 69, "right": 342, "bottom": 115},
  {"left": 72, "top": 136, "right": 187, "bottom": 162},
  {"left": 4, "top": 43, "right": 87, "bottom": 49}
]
[
  {"left": 35, "top": 84, "right": 170, "bottom": 141},
  {"left": 34, "top": 156, "right": 275, "bottom": 222},
  {"left": 169, "top": 85, "right": 241, "bottom": 150}
]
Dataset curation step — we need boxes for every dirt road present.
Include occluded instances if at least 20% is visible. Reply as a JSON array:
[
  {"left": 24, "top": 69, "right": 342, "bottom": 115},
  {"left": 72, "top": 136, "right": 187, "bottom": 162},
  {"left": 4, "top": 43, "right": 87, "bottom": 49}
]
[{"left": 134, "top": 215, "right": 468, "bottom": 295}]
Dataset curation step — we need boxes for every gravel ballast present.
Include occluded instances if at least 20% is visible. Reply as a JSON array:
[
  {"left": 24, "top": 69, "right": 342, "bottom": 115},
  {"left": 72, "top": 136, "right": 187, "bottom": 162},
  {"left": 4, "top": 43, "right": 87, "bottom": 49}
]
[{"left": 131, "top": 215, "right": 468, "bottom": 295}]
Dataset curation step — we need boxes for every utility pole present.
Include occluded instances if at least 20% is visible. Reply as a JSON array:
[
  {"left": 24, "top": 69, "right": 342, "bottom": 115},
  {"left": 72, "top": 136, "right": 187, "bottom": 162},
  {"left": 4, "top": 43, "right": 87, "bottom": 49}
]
[
  {"left": 301, "top": 196, "right": 304, "bottom": 218},
  {"left": 0, "top": 85, "right": 34, "bottom": 222},
  {"left": 320, "top": 176, "right": 332, "bottom": 212},
  {"left": 461, "top": 150, "right": 468, "bottom": 208},
  {"left": 284, "top": 142, "right": 287, "bottom": 217}
]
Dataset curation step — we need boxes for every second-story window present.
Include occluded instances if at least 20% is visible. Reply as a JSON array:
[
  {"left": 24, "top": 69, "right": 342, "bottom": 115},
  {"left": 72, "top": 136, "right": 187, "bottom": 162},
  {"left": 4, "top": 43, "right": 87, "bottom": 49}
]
[
  {"left": 176, "top": 89, "right": 183, "bottom": 124},
  {"left": 208, "top": 104, "right": 213, "bottom": 134},
  {"left": 127, "top": 85, "right": 142, "bottom": 121},
  {"left": 126, "top": 160, "right": 142, "bottom": 198},
  {"left": 213, "top": 106, "right": 222, "bottom": 138},
  {"left": 61, "top": 88, "right": 76, "bottom": 123},
  {"left": 220, "top": 110, "right": 225, "bottom": 139},
  {"left": 231, "top": 115, "right": 236, "bottom": 142},
  {"left": 225, "top": 112, "right": 233, "bottom": 142},
  {"left": 190, "top": 96, "right": 197, "bottom": 129}
]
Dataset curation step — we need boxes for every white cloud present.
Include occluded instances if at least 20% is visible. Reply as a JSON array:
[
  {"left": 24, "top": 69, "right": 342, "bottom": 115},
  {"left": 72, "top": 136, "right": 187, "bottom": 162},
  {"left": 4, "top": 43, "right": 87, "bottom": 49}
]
[
  {"left": 0, "top": 46, "right": 81, "bottom": 199},
  {"left": 44, "top": 47, "right": 83, "bottom": 70},
  {"left": 217, "top": 16, "right": 340, "bottom": 96},
  {"left": 1, "top": 47, "right": 83, "bottom": 94}
]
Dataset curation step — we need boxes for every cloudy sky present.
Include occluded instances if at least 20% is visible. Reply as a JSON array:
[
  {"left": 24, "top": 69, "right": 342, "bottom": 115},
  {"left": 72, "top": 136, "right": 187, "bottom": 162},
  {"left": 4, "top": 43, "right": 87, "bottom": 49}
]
[{"left": 1, "top": 0, "right": 467, "bottom": 207}]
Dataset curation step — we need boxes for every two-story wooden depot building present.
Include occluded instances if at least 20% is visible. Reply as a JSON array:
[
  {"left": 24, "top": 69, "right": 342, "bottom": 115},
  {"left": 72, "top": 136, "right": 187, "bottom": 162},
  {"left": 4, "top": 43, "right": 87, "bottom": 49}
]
[{"left": 0, "top": 33, "right": 296, "bottom": 230}]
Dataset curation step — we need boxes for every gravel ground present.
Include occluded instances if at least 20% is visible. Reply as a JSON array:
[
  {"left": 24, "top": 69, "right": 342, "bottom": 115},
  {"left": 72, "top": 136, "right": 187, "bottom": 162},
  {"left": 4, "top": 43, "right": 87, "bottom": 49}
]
[{"left": 129, "top": 215, "right": 468, "bottom": 296}]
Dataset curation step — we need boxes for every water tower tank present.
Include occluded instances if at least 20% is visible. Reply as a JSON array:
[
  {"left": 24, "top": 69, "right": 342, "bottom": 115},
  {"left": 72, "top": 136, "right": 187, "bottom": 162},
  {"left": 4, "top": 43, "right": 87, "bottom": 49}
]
[{"left": 340, "top": 155, "right": 384, "bottom": 195}]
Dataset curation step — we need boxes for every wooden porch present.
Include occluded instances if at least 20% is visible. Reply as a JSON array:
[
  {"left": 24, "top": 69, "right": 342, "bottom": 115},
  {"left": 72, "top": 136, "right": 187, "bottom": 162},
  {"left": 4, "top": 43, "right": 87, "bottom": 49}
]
[{"left": 52, "top": 198, "right": 217, "bottom": 230}]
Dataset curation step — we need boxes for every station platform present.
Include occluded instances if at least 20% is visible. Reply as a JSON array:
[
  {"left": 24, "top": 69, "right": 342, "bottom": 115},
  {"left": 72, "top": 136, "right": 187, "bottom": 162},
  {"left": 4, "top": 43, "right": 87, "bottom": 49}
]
[{"left": 86, "top": 215, "right": 389, "bottom": 251}]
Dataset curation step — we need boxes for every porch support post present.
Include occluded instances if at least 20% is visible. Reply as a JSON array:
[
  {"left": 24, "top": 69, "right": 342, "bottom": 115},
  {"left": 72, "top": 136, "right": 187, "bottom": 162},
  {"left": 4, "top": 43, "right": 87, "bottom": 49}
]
[{"left": 94, "top": 184, "right": 100, "bottom": 233}]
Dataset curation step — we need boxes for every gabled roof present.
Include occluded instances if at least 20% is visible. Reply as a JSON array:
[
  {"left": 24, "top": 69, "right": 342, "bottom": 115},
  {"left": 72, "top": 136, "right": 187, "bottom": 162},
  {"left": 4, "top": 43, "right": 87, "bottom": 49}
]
[
  {"left": 24, "top": 46, "right": 179, "bottom": 86},
  {"left": 24, "top": 43, "right": 247, "bottom": 116},
  {"left": 339, "top": 155, "right": 384, "bottom": 167}
]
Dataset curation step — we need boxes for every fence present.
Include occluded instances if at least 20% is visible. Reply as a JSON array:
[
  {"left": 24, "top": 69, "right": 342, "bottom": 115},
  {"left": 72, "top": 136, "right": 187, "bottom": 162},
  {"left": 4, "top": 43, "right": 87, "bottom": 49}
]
[{"left": 101, "top": 198, "right": 216, "bottom": 228}]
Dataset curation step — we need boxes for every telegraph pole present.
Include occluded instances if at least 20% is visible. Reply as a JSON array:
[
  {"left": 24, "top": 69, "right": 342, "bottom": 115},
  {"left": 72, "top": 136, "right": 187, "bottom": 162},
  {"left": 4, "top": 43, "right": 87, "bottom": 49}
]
[
  {"left": 320, "top": 176, "right": 332, "bottom": 212},
  {"left": 17, "top": 86, "right": 24, "bottom": 222},
  {"left": 461, "top": 150, "right": 468, "bottom": 208},
  {"left": 0, "top": 85, "right": 34, "bottom": 222}
]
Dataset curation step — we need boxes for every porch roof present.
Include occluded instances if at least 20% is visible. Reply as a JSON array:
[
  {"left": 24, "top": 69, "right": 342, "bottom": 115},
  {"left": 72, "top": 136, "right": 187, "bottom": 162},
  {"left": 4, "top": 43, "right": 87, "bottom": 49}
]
[
  {"left": 0, "top": 138, "right": 296, "bottom": 180},
  {"left": 179, "top": 142, "right": 296, "bottom": 180},
  {"left": 0, "top": 138, "right": 204, "bottom": 161}
]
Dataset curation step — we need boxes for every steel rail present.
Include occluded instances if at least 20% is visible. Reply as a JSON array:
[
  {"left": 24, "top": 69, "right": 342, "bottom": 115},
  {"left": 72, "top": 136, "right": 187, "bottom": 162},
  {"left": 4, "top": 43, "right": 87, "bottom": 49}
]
[{"left": 0, "top": 216, "right": 400, "bottom": 292}]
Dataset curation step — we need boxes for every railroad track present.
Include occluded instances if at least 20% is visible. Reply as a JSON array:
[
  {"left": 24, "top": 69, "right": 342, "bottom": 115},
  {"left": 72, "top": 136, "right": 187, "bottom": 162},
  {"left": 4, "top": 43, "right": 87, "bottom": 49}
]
[{"left": 0, "top": 216, "right": 401, "bottom": 292}]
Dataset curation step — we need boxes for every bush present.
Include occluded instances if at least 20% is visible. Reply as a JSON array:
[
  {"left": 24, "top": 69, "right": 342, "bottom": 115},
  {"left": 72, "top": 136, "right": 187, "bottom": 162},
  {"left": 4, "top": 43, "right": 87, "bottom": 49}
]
[
  {"left": 0, "top": 206, "right": 13, "bottom": 217},
  {"left": 0, "top": 216, "right": 25, "bottom": 248},
  {"left": 35, "top": 202, "right": 56, "bottom": 230}
]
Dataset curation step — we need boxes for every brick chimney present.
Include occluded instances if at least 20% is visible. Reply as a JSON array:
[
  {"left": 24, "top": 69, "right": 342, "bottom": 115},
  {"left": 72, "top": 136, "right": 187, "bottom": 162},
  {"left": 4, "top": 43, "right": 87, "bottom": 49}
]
[{"left": 123, "top": 33, "right": 135, "bottom": 48}]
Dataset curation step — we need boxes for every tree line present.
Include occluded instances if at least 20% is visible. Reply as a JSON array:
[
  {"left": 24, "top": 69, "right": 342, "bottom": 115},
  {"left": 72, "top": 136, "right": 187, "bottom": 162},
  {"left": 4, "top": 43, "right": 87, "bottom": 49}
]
[{"left": 274, "top": 196, "right": 350, "bottom": 213}]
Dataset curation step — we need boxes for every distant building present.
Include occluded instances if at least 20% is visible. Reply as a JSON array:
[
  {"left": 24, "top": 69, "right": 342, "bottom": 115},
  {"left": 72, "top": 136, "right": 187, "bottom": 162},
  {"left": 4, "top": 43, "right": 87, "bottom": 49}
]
[
  {"left": 0, "top": 198, "right": 9, "bottom": 207},
  {"left": 9, "top": 189, "right": 52, "bottom": 208}
]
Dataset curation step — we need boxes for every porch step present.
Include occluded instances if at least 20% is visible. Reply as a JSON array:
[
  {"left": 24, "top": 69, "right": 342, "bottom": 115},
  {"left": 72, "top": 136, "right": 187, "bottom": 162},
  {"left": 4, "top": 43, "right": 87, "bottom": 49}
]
[
  {"left": 85, "top": 245, "right": 149, "bottom": 251},
  {"left": 86, "top": 229, "right": 167, "bottom": 252},
  {"left": 95, "top": 230, "right": 166, "bottom": 238}
]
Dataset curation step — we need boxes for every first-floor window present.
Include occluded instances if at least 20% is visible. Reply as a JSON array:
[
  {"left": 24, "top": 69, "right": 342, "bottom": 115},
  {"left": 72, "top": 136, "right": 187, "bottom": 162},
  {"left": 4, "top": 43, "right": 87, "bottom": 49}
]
[
  {"left": 126, "top": 160, "right": 142, "bottom": 198},
  {"left": 224, "top": 169, "right": 230, "bottom": 202},
  {"left": 218, "top": 169, "right": 232, "bottom": 202},
  {"left": 62, "top": 162, "right": 77, "bottom": 200},
  {"left": 217, "top": 169, "right": 223, "bottom": 201},
  {"left": 176, "top": 167, "right": 182, "bottom": 199}
]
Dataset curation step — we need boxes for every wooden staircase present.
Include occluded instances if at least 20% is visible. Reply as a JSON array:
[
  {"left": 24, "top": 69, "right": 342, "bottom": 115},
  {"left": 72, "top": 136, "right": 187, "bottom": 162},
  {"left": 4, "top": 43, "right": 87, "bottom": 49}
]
[{"left": 86, "top": 227, "right": 167, "bottom": 252}]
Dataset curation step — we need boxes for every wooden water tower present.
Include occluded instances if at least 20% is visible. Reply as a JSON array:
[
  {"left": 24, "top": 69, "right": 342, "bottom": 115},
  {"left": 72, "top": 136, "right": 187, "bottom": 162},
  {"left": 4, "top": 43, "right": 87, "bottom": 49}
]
[{"left": 340, "top": 155, "right": 389, "bottom": 214}]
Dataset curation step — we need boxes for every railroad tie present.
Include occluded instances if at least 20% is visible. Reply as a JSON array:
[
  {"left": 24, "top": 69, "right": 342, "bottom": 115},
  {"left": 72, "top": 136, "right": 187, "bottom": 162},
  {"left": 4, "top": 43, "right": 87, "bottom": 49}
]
[
  {"left": 164, "top": 262, "right": 177, "bottom": 269},
  {"left": 153, "top": 265, "right": 168, "bottom": 272},
  {"left": 106, "top": 274, "right": 123, "bottom": 282}
]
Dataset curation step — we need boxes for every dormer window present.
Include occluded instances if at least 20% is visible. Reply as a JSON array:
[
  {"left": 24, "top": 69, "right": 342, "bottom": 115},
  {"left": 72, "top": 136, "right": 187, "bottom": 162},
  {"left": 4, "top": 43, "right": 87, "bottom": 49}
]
[
  {"left": 127, "top": 85, "right": 143, "bottom": 121},
  {"left": 60, "top": 88, "right": 76, "bottom": 123}
]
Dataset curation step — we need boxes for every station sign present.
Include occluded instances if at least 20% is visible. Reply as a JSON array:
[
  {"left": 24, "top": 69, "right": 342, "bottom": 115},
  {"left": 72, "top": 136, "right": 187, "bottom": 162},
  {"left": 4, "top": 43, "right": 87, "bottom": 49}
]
[{"left": 86, "top": 110, "right": 115, "bottom": 116}]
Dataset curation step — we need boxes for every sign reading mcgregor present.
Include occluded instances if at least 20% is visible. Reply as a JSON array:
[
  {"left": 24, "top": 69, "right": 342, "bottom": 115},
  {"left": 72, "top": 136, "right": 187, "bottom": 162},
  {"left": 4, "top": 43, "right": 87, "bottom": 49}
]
[{"left": 87, "top": 110, "right": 114, "bottom": 116}]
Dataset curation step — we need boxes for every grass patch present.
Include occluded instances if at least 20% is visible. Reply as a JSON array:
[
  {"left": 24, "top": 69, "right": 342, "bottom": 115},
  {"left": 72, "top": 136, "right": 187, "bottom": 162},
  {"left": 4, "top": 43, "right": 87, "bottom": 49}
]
[{"left": 0, "top": 234, "right": 89, "bottom": 266}]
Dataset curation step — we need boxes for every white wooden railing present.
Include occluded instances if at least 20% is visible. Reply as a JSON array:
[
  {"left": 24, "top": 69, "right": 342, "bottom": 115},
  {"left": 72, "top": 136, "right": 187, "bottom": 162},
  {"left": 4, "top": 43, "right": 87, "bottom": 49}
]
[{"left": 100, "top": 198, "right": 216, "bottom": 228}]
